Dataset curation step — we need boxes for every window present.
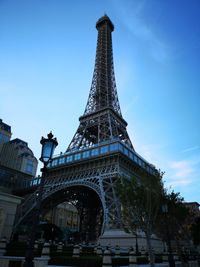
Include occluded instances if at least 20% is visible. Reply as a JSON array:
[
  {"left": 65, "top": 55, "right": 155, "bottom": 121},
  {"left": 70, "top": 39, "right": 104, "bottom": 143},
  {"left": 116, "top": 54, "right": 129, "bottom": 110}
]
[
  {"left": 3, "top": 135, "right": 9, "bottom": 143},
  {"left": 74, "top": 153, "right": 81, "bottom": 161},
  {"left": 66, "top": 155, "right": 73, "bottom": 162},
  {"left": 141, "top": 161, "right": 145, "bottom": 168},
  {"left": 118, "top": 144, "right": 123, "bottom": 152},
  {"left": 0, "top": 133, "right": 9, "bottom": 144},
  {"left": 59, "top": 157, "right": 65, "bottom": 165},
  {"left": 52, "top": 159, "right": 58, "bottom": 166},
  {"left": 33, "top": 179, "right": 38, "bottom": 185},
  {"left": 138, "top": 159, "right": 142, "bottom": 166},
  {"left": 124, "top": 148, "right": 129, "bottom": 156},
  {"left": 82, "top": 151, "right": 90, "bottom": 158},
  {"left": 133, "top": 155, "right": 138, "bottom": 163},
  {"left": 91, "top": 148, "right": 98, "bottom": 156},
  {"left": 47, "top": 161, "right": 51, "bottom": 167},
  {"left": 110, "top": 143, "right": 118, "bottom": 152},
  {"left": 129, "top": 152, "right": 134, "bottom": 160},
  {"left": 146, "top": 165, "right": 150, "bottom": 173},
  {"left": 100, "top": 146, "right": 108, "bottom": 154},
  {"left": 25, "top": 160, "right": 34, "bottom": 174}
]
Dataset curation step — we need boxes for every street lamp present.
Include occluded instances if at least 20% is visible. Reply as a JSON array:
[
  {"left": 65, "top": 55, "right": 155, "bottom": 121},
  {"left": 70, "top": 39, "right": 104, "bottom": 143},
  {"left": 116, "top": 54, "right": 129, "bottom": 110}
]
[
  {"left": 135, "top": 232, "right": 139, "bottom": 255},
  {"left": 40, "top": 132, "right": 58, "bottom": 166},
  {"left": 23, "top": 132, "right": 58, "bottom": 267},
  {"left": 162, "top": 204, "right": 175, "bottom": 267}
]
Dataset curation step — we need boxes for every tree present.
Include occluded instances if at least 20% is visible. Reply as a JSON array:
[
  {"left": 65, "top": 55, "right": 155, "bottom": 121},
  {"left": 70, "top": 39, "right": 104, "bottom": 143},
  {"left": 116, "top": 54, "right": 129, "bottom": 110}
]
[
  {"left": 156, "top": 190, "right": 192, "bottom": 266},
  {"left": 191, "top": 216, "right": 200, "bottom": 248},
  {"left": 116, "top": 169, "right": 164, "bottom": 267}
]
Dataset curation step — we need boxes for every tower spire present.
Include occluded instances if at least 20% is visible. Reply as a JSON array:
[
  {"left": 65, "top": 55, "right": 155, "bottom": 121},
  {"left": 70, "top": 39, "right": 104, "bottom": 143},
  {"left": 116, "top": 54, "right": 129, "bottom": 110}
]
[
  {"left": 84, "top": 15, "right": 121, "bottom": 116},
  {"left": 67, "top": 15, "right": 134, "bottom": 151}
]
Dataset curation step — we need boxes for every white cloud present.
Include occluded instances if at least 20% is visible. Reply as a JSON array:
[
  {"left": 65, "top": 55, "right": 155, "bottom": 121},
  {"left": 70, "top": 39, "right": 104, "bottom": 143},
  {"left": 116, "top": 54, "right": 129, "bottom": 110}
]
[
  {"left": 167, "top": 157, "right": 200, "bottom": 188},
  {"left": 170, "top": 160, "right": 194, "bottom": 178}
]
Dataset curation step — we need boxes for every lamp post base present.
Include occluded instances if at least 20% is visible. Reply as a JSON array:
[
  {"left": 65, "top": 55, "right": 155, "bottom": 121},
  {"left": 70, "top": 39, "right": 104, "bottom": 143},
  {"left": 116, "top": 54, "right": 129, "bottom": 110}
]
[
  {"left": 23, "top": 260, "right": 34, "bottom": 267},
  {"left": 168, "top": 254, "right": 175, "bottom": 267}
]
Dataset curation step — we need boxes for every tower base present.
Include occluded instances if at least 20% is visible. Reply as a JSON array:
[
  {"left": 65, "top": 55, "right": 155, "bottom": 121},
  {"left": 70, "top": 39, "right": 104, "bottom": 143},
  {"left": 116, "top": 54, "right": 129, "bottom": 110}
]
[
  {"left": 98, "top": 229, "right": 164, "bottom": 252},
  {"left": 98, "top": 229, "right": 135, "bottom": 247}
]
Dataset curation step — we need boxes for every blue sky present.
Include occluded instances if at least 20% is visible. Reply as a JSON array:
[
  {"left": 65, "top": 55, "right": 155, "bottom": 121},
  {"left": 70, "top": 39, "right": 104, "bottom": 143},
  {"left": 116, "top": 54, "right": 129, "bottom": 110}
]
[{"left": 0, "top": 0, "right": 200, "bottom": 202}]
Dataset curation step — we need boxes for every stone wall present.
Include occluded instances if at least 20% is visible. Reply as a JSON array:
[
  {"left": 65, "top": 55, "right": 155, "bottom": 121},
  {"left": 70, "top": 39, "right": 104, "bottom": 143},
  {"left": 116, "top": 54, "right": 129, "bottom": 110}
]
[{"left": 0, "top": 192, "right": 22, "bottom": 240}]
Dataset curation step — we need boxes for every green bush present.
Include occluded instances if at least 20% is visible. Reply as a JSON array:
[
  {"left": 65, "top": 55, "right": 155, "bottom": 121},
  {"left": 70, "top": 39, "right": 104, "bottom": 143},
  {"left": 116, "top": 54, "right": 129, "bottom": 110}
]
[
  {"left": 50, "top": 244, "right": 74, "bottom": 256},
  {"left": 81, "top": 247, "right": 94, "bottom": 253},
  {"left": 5, "top": 241, "right": 42, "bottom": 257},
  {"left": 136, "top": 256, "right": 149, "bottom": 264},
  {"left": 80, "top": 246, "right": 95, "bottom": 256},
  {"left": 155, "top": 254, "right": 163, "bottom": 263},
  {"left": 49, "top": 255, "right": 102, "bottom": 267},
  {"left": 50, "top": 245, "right": 96, "bottom": 257},
  {"left": 6, "top": 242, "right": 26, "bottom": 256},
  {"left": 9, "top": 261, "right": 22, "bottom": 267},
  {"left": 112, "top": 257, "right": 129, "bottom": 266}
]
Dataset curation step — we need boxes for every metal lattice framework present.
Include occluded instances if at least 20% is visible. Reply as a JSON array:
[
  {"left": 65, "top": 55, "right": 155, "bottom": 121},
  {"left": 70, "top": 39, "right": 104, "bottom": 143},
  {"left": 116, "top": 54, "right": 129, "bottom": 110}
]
[
  {"left": 14, "top": 15, "right": 157, "bottom": 241},
  {"left": 67, "top": 15, "right": 134, "bottom": 152},
  {"left": 14, "top": 157, "right": 129, "bottom": 236},
  {"left": 84, "top": 16, "right": 120, "bottom": 116}
]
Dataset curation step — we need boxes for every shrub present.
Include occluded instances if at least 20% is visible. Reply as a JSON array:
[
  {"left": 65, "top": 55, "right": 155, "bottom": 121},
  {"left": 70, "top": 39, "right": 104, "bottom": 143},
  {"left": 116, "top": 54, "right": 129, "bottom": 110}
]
[
  {"left": 155, "top": 254, "right": 163, "bottom": 263},
  {"left": 9, "top": 261, "right": 22, "bottom": 267},
  {"left": 112, "top": 257, "right": 129, "bottom": 266},
  {"left": 6, "top": 241, "right": 42, "bottom": 257},
  {"left": 136, "top": 256, "right": 149, "bottom": 264},
  {"left": 6, "top": 241, "right": 26, "bottom": 256},
  {"left": 49, "top": 255, "right": 102, "bottom": 267}
]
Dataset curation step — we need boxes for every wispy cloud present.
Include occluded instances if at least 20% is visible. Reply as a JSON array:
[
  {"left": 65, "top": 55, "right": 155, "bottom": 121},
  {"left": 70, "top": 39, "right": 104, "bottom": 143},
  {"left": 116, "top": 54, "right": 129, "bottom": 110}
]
[
  {"left": 168, "top": 160, "right": 194, "bottom": 186},
  {"left": 132, "top": 136, "right": 200, "bottom": 189},
  {"left": 111, "top": 0, "right": 170, "bottom": 63},
  {"left": 127, "top": 16, "right": 169, "bottom": 63},
  {"left": 182, "top": 146, "right": 200, "bottom": 153},
  {"left": 170, "top": 160, "right": 194, "bottom": 178},
  {"left": 167, "top": 156, "right": 200, "bottom": 188}
]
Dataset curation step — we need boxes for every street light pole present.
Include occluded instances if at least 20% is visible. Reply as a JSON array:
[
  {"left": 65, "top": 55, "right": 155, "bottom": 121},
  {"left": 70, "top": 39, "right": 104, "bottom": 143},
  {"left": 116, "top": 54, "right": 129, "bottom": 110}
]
[
  {"left": 135, "top": 233, "right": 139, "bottom": 255},
  {"left": 23, "top": 132, "right": 58, "bottom": 267}
]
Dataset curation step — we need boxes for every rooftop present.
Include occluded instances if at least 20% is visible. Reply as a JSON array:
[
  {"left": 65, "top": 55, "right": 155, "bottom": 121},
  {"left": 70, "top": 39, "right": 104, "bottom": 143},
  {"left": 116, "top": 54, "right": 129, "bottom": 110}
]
[
  {"left": 10, "top": 138, "right": 28, "bottom": 147},
  {"left": 0, "top": 119, "right": 11, "bottom": 133}
]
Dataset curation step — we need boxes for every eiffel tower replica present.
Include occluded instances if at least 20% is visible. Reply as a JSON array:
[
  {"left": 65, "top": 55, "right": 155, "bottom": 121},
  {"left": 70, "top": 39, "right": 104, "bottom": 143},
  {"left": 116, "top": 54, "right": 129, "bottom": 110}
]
[{"left": 14, "top": 15, "right": 158, "bottom": 245}]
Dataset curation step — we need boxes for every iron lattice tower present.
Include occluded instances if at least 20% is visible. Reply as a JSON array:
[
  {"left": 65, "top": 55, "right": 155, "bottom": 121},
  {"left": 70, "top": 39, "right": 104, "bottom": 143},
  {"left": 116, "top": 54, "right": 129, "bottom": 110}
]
[
  {"left": 14, "top": 15, "right": 157, "bottom": 242},
  {"left": 67, "top": 15, "right": 133, "bottom": 152}
]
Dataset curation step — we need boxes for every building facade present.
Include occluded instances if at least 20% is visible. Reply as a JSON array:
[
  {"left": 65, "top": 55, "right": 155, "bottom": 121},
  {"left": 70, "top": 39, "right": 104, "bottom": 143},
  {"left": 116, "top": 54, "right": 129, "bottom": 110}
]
[
  {"left": 0, "top": 138, "right": 38, "bottom": 177},
  {"left": 185, "top": 202, "right": 200, "bottom": 218},
  {"left": 44, "top": 202, "right": 79, "bottom": 241},
  {"left": 0, "top": 119, "right": 38, "bottom": 240},
  {"left": 0, "top": 119, "right": 11, "bottom": 153}
]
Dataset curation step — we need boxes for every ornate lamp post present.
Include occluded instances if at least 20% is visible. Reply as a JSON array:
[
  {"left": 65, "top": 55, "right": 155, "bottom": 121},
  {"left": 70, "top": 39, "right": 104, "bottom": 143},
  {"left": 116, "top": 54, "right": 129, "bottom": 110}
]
[
  {"left": 23, "top": 132, "right": 58, "bottom": 267},
  {"left": 162, "top": 204, "right": 175, "bottom": 267}
]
